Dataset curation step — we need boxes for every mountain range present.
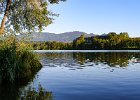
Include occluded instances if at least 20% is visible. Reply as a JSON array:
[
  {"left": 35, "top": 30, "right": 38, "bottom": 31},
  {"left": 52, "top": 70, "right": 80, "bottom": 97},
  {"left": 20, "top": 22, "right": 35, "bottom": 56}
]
[{"left": 27, "top": 31, "right": 96, "bottom": 42}]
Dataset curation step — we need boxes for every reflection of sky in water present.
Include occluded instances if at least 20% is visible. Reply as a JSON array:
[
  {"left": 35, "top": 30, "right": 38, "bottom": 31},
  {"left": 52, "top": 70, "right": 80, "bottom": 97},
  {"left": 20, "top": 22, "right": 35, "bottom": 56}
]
[{"left": 30, "top": 51, "right": 140, "bottom": 100}]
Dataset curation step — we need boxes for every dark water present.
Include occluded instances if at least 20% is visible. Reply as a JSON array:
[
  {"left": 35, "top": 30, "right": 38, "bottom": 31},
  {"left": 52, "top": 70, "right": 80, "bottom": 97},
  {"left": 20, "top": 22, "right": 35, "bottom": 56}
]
[{"left": 1, "top": 50, "right": 140, "bottom": 100}]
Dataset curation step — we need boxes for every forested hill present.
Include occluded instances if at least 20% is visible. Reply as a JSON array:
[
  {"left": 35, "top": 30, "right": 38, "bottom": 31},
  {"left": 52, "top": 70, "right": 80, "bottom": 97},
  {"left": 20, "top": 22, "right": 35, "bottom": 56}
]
[{"left": 28, "top": 31, "right": 95, "bottom": 42}]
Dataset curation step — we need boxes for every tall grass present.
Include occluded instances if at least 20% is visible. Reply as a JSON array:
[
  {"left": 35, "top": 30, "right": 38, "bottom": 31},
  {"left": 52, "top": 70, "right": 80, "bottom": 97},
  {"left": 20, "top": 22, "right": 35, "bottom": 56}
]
[{"left": 0, "top": 35, "right": 42, "bottom": 83}]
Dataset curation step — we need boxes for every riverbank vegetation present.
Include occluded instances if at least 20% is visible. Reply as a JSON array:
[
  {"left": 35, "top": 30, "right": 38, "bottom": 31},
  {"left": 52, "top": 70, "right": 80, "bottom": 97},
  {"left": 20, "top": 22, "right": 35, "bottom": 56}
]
[
  {"left": 31, "top": 32, "right": 140, "bottom": 50},
  {"left": 0, "top": 0, "right": 65, "bottom": 83},
  {"left": 0, "top": 35, "right": 42, "bottom": 83}
]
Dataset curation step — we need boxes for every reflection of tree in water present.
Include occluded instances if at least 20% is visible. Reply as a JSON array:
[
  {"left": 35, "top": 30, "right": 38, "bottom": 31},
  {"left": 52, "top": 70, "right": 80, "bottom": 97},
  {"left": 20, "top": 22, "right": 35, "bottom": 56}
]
[
  {"left": 38, "top": 52, "right": 76, "bottom": 66},
  {"left": 21, "top": 84, "right": 52, "bottom": 100},
  {"left": 0, "top": 79, "right": 52, "bottom": 100},
  {"left": 38, "top": 52, "right": 73, "bottom": 59},
  {"left": 38, "top": 52, "right": 140, "bottom": 67},
  {"left": 0, "top": 82, "right": 19, "bottom": 100},
  {"left": 73, "top": 52, "right": 140, "bottom": 67},
  {"left": 73, "top": 52, "right": 85, "bottom": 64}
]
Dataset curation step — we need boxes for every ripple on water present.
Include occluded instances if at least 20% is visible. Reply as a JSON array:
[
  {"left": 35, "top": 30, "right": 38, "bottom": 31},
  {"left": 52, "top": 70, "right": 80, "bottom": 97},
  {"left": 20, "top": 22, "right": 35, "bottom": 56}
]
[{"left": 14, "top": 51, "right": 140, "bottom": 100}]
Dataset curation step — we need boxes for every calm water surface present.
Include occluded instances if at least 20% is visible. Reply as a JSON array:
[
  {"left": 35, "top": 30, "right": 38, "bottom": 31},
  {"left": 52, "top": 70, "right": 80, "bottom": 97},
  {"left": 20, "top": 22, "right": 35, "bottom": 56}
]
[{"left": 1, "top": 50, "right": 140, "bottom": 100}]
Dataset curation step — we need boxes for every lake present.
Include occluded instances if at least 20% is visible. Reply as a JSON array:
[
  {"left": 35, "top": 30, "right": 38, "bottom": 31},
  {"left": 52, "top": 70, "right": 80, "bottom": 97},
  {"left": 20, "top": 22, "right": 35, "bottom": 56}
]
[{"left": 1, "top": 50, "right": 140, "bottom": 100}]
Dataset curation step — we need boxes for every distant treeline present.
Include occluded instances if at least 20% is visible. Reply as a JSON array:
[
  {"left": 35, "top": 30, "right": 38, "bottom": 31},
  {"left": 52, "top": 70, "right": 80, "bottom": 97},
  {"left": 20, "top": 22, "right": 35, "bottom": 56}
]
[
  {"left": 32, "top": 41, "right": 72, "bottom": 50},
  {"left": 31, "top": 32, "right": 140, "bottom": 50}
]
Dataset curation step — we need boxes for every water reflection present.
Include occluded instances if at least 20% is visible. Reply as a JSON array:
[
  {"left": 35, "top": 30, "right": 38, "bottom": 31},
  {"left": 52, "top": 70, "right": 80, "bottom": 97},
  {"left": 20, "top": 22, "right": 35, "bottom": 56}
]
[
  {"left": 1, "top": 51, "right": 140, "bottom": 100},
  {"left": 36, "top": 51, "right": 140, "bottom": 100},
  {"left": 74, "top": 52, "right": 140, "bottom": 67},
  {"left": 0, "top": 79, "right": 52, "bottom": 100},
  {"left": 20, "top": 84, "right": 52, "bottom": 100},
  {"left": 38, "top": 52, "right": 140, "bottom": 69}
]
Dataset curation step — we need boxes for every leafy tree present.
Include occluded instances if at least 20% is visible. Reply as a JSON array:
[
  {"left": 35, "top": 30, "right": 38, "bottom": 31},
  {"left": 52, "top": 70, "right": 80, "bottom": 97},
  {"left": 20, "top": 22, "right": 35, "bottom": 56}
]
[
  {"left": 119, "top": 32, "right": 129, "bottom": 39},
  {"left": 73, "top": 34, "right": 85, "bottom": 49},
  {"left": 0, "top": 0, "right": 65, "bottom": 34}
]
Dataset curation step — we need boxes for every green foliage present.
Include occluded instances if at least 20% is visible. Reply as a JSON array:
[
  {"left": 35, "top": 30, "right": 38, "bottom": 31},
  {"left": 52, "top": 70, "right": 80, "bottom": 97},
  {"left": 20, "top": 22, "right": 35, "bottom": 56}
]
[
  {"left": 0, "top": 0, "right": 66, "bottom": 33},
  {"left": 73, "top": 34, "right": 85, "bottom": 49},
  {"left": 72, "top": 32, "right": 139, "bottom": 50},
  {"left": 0, "top": 35, "right": 42, "bottom": 83},
  {"left": 32, "top": 41, "right": 72, "bottom": 50}
]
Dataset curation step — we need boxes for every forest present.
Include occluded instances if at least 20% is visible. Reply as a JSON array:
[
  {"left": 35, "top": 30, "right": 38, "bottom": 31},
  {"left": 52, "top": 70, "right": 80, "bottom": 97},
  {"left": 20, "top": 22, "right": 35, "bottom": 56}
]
[{"left": 31, "top": 32, "right": 140, "bottom": 50}]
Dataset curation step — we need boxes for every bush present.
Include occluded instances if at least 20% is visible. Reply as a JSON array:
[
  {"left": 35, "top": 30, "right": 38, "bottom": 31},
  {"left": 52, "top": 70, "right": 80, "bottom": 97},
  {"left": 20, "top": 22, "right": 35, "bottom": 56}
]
[{"left": 0, "top": 35, "right": 42, "bottom": 83}]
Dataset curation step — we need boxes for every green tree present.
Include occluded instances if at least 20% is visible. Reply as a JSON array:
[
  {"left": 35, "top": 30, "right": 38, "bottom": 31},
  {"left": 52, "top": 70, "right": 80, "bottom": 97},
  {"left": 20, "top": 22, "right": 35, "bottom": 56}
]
[
  {"left": 73, "top": 34, "right": 85, "bottom": 49},
  {"left": 119, "top": 32, "right": 129, "bottom": 39},
  {"left": 0, "top": 0, "right": 65, "bottom": 34}
]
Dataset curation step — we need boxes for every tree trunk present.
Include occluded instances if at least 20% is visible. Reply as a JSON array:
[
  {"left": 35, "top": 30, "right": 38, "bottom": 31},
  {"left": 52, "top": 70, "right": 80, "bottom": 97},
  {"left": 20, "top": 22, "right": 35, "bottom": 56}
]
[
  {"left": 0, "top": 16, "right": 7, "bottom": 34},
  {"left": 0, "top": 0, "right": 11, "bottom": 34}
]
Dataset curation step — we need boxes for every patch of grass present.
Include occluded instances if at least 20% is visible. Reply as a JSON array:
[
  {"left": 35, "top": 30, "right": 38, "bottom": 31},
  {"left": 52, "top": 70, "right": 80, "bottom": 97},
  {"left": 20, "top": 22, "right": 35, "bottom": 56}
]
[{"left": 0, "top": 35, "right": 42, "bottom": 83}]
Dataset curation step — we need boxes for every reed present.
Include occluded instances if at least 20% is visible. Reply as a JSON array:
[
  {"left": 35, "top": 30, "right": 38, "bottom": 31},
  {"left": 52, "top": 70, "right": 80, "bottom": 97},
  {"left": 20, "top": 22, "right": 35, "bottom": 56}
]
[{"left": 0, "top": 35, "right": 42, "bottom": 83}]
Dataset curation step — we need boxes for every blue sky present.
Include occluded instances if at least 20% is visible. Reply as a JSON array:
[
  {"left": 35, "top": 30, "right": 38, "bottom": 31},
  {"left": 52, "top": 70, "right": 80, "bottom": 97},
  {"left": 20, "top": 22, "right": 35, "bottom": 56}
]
[{"left": 44, "top": 0, "right": 140, "bottom": 37}]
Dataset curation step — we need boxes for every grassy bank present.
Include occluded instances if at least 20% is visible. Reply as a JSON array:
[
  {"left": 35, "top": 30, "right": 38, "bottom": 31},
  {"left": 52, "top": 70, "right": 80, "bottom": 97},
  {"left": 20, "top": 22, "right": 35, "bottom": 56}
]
[{"left": 0, "top": 35, "right": 42, "bottom": 83}]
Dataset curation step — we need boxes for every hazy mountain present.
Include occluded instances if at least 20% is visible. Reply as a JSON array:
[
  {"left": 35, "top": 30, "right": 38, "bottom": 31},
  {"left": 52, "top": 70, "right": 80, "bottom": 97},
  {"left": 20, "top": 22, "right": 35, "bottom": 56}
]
[{"left": 28, "top": 31, "right": 95, "bottom": 42}]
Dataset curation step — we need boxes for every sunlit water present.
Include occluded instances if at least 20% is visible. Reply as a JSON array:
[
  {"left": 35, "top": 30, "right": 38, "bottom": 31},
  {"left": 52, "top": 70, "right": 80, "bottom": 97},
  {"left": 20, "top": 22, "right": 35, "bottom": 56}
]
[{"left": 1, "top": 50, "right": 140, "bottom": 100}]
